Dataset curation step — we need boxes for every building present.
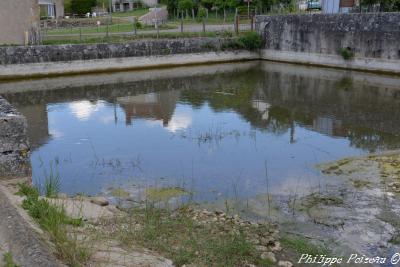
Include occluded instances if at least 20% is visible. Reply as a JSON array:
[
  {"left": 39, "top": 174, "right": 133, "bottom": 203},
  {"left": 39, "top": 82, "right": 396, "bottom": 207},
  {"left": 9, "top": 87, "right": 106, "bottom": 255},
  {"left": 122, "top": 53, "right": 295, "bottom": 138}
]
[
  {"left": 112, "top": 0, "right": 157, "bottom": 12},
  {"left": 321, "top": 0, "right": 356, "bottom": 13},
  {"left": 39, "top": 0, "right": 64, "bottom": 19},
  {"left": 0, "top": 0, "right": 40, "bottom": 45}
]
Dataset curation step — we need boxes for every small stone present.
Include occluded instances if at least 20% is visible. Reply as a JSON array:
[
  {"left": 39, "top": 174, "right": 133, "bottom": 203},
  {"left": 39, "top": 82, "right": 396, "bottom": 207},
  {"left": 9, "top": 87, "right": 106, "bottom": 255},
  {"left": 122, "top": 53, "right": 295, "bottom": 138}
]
[
  {"left": 214, "top": 210, "right": 224, "bottom": 216},
  {"left": 278, "top": 260, "right": 293, "bottom": 267},
  {"left": 255, "top": 245, "right": 268, "bottom": 252},
  {"left": 270, "top": 241, "right": 282, "bottom": 251},
  {"left": 90, "top": 196, "right": 109, "bottom": 206},
  {"left": 261, "top": 252, "right": 276, "bottom": 263},
  {"left": 260, "top": 237, "right": 274, "bottom": 245}
]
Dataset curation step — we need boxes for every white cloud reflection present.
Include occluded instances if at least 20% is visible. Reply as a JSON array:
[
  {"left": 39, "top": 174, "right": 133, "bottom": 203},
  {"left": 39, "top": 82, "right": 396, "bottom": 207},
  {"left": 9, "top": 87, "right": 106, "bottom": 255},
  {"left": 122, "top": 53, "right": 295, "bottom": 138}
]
[
  {"left": 69, "top": 100, "right": 104, "bottom": 121},
  {"left": 166, "top": 112, "right": 192, "bottom": 133}
]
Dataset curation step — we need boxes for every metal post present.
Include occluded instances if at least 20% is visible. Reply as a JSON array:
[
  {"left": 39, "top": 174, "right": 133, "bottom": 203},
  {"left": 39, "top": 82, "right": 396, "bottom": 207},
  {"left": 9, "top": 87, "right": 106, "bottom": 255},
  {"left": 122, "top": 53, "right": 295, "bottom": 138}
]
[
  {"left": 235, "top": 15, "right": 239, "bottom": 35},
  {"left": 79, "top": 27, "right": 82, "bottom": 42},
  {"left": 247, "top": 0, "right": 250, "bottom": 18},
  {"left": 202, "top": 18, "right": 205, "bottom": 33},
  {"left": 133, "top": 17, "right": 137, "bottom": 35},
  {"left": 180, "top": 11, "right": 183, "bottom": 33},
  {"left": 155, "top": 7, "right": 159, "bottom": 39},
  {"left": 109, "top": 0, "right": 113, "bottom": 24},
  {"left": 251, "top": 15, "right": 254, "bottom": 31},
  {"left": 106, "top": 23, "right": 109, "bottom": 39}
]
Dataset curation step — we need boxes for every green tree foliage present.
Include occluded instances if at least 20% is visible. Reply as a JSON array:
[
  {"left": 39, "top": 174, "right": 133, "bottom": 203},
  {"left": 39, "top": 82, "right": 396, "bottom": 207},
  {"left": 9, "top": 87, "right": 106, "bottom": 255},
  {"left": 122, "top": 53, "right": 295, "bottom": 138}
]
[
  {"left": 70, "top": 0, "right": 97, "bottom": 14},
  {"left": 361, "top": 0, "right": 400, "bottom": 11},
  {"left": 178, "top": 0, "right": 195, "bottom": 11}
]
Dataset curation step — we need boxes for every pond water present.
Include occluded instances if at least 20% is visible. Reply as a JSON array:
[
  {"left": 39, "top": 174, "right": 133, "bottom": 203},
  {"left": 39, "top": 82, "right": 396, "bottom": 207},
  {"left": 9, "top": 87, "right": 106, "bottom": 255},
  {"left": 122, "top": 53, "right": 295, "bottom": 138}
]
[{"left": 2, "top": 61, "right": 400, "bottom": 202}]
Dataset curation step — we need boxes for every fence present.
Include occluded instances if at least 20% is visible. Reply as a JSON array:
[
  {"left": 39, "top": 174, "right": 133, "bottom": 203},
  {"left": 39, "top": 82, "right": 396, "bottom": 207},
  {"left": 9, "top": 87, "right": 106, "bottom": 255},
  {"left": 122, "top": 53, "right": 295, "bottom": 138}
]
[{"left": 38, "top": 10, "right": 255, "bottom": 45}]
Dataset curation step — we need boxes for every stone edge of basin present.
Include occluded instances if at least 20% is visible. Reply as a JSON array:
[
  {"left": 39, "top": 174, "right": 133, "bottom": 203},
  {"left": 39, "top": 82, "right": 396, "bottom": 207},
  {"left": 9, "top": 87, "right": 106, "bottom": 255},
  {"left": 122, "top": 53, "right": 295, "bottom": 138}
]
[
  {"left": 0, "top": 97, "right": 31, "bottom": 178},
  {"left": 0, "top": 183, "right": 65, "bottom": 267}
]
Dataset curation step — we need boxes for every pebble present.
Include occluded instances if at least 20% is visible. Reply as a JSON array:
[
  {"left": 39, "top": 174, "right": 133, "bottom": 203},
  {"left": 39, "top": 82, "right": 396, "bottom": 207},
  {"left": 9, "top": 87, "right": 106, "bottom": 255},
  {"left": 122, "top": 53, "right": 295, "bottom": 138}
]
[
  {"left": 90, "top": 196, "right": 109, "bottom": 206},
  {"left": 270, "top": 241, "right": 282, "bottom": 251},
  {"left": 261, "top": 252, "right": 276, "bottom": 262},
  {"left": 278, "top": 260, "right": 293, "bottom": 267},
  {"left": 255, "top": 245, "right": 268, "bottom": 252}
]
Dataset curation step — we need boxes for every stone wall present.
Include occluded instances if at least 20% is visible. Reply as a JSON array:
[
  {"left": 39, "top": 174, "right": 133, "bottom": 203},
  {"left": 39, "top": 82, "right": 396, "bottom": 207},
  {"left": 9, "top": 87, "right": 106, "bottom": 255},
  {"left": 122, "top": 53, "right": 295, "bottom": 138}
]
[
  {"left": 0, "top": 97, "right": 31, "bottom": 178},
  {"left": 0, "top": 0, "right": 40, "bottom": 45},
  {"left": 256, "top": 13, "right": 400, "bottom": 73},
  {"left": 0, "top": 38, "right": 230, "bottom": 65},
  {"left": 257, "top": 13, "right": 400, "bottom": 59}
]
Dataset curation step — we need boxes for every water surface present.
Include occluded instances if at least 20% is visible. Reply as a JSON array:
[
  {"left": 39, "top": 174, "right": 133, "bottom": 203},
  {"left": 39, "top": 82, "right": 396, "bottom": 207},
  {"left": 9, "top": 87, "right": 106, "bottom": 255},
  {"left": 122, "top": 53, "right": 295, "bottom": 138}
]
[{"left": 2, "top": 61, "right": 400, "bottom": 202}]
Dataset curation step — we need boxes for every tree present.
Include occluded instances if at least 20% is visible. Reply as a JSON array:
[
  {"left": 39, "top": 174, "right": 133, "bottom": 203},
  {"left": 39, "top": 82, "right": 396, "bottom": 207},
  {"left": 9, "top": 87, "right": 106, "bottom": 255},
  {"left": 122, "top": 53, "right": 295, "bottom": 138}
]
[
  {"left": 178, "top": 0, "right": 194, "bottom": 18},
  {"left": 70, "top": 0, "right": 97, "bottom": 14},
  {"left": 215, "top": 0, "right": 237, "bottom": 22},
  {"left": 360, "top": 0, "right": 400, "bottom": 11}
]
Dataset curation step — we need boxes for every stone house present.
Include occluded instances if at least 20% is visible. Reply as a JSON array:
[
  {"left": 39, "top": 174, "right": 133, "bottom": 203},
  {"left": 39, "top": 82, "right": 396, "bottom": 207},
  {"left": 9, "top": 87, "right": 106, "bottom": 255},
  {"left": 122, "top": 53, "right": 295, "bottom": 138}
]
[
  {"left": 321, "top": 0, "right": 356, "bottom": 13},
  {"left": 0, "top": 0, "right": 40, "bottom": 45},
  {"left": 39, "top": 0, "right": 65, "bottom": 18}
]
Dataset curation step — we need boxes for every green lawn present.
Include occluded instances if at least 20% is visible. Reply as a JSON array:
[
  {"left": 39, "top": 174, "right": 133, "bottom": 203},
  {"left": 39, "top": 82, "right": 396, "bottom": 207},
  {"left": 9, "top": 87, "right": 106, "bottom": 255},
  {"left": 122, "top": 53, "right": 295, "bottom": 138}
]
[
  {"left": 111, "top": 8, "right": 150, "bottom": 18},
  {"left": 43, "top": 31, "right": 222, "bottom": 45},
  {"left": 168, "top": 12, "right": 251, "bottom": 25},
  {"left": 46, "top": 23, "right": 176, "bottom": 35}
]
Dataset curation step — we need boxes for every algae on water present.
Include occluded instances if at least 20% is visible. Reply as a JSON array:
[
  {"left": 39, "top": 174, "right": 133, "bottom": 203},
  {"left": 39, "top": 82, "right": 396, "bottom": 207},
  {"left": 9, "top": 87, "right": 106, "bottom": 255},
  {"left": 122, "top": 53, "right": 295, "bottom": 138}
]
[{"left": 146, "top": 187, "right": 188, "bottom": 201}]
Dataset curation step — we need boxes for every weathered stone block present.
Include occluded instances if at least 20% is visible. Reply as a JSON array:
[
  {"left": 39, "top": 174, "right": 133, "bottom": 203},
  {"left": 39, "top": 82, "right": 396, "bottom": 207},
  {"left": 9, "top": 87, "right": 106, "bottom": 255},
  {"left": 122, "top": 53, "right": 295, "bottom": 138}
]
[
  {"left": 256, "top": 13, "right": 400, "bottom": 60},
  {"left": 0, "top": 96, "right": 31, "bottom": 178},
  {"left": 0, "top": 38, "right": 229, "bottom": 65}
]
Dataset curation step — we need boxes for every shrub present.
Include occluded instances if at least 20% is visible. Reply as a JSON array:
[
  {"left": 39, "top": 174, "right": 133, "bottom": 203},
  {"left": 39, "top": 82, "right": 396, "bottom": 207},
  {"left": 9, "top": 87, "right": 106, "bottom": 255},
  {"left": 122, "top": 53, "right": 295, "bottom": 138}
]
[
  {"left": 238, "top": 32, "right": 263, "bottom": 50},
  {"left": 339, "top": 47, "right": 354, "bottom": 60},
  {"left": 221, "top": 39, "right": 245, "bottom": 50}
]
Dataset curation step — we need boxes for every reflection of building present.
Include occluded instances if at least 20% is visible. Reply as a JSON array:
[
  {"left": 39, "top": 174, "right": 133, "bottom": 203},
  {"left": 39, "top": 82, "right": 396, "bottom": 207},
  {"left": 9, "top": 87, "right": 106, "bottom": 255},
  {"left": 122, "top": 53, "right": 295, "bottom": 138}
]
[
  {"left": 252, "top": 100, "right": 271, "bottom": 121},
  {"left": 0, "top": 0, "right": 39, "bottom": 45},
  {"left": 14, "top": 104, "right": 50, "bottom": 151},
  {"left": 117, "top": 91, "right": 180, "bottom": 126},
  {"left": 321, "top": 0, "right": 355, "bottom": 13},
  {"left": 312, "top": 117, "right": 346, "bottom": 137}
]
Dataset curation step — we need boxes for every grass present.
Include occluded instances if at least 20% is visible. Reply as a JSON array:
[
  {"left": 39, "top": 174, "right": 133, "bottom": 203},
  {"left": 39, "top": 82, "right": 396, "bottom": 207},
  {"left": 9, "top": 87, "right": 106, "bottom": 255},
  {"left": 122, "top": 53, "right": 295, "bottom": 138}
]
[
  {"left": 42, "top": 31, "right": 219, "bottom": 45},
  {"left": 2, "top": 252, "right": 18, "bottom": 267},
  {"left": 17, "top": 183, "right": 89, "bottom": 267},
  {"left": 112, "top": 8, "right": 150, "bottom": 18},
  {"left": 169, "top": 12, "right": 244, "bottom": 25},
  {"left": 42, "top": 162, "right": 61, "bottom": 198},
  {"left": 116, "top": 204, "right": 274, "bottom": 267},
  {"left": 281, "top": 234, "right": 329, "bottom": 257},
  {"left": 221, "top": 31, "right": 263, "bottom": 50},
  {"left": 301, "top": 193, "right": 344, "bottom": 207},
  {"left": 146, "top": 187, "right": 188, "bottom": 201},
  {"left": 46, "top": 23, "right": 176, "bottom": 35}
]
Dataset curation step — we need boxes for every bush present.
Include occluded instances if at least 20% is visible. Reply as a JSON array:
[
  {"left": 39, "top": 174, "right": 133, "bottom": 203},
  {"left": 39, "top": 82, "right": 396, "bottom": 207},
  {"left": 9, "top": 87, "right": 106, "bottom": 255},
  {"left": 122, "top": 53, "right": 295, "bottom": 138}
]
[
  {"left": 238, "top": 32, "right": 263, "bottom": 50},
  {"left": 339, "top": 47, "right": 354, "bottom": 60}
]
